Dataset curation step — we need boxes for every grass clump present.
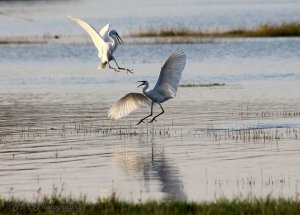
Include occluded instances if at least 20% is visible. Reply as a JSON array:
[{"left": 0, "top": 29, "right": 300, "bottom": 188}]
[
  {"left": 130, "top": 22, "right": 300, "bottom": 38},
  {"left": 253, "top": 22, "right": 300, "bottom": 37},
  {"left": 221, "top": 22, "right": 300, "bottom": 37},
  {"left": 131, "top": 25, "right": 205, "bottom": 38},
  {"left": 1, "top": 195, "right": 300, "bottom": 215}
]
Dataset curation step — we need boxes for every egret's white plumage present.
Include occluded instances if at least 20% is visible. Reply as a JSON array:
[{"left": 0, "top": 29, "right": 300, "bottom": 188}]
[
  {"left": 67, "top": 15, "right": 132, "bottom": 73},
  {"left": 108, "top": 50, "right": 186, "bottom": 124},
  {"left": 150, "top": 49, "right": 186, "bottom": 102},
  {"left": 99, "top": 23, "right": 110, "bottom": 42},
  {"left": 108, "top": 93, "right": 151, "bottom": 120}
]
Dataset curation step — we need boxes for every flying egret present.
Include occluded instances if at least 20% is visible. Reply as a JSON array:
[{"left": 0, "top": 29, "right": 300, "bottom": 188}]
[
  {"left": 108, "top": 49, "right": 186, "bottom": 125},
  {"left": 67, "top": 15, "right": 132, "bottom": 73}
]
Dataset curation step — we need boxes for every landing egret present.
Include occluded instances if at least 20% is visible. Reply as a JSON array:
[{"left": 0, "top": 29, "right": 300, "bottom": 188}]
[
  {"left": 67, "top": 15, "right": 132, "bottom": 73},
  {"left": 108, "top": 50, "right": 186, "bottom": 125}
]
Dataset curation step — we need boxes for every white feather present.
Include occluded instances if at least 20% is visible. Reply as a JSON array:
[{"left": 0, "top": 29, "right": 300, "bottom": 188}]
[
  {"left": 153, "top": 49, "right": 186, "bottom": 99},
  {"left": 108, "top": 93, "right": 151, "bottom": 120},
  {"left": 99, "top": 23, "right": 110, "bottom": 42},
  {"left": 67, "top": 15, "right": 106, "bottom": 54}
]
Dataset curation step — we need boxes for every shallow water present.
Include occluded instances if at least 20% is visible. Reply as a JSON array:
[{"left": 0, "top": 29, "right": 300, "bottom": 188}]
[
  {"left": 1, "top": 0, "right": 300, "bottom": 202},
  {"left": 1, "top": 0, "right": 300, "bottom": 37}
]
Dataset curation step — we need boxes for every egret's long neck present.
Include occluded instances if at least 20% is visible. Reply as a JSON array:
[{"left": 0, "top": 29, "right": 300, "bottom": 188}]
[
  {"left": 108, "top": 32, "right": 118, "bottom": 52},
  {"left": 142, "top": 82, "right": 149, "bottom": 95}
]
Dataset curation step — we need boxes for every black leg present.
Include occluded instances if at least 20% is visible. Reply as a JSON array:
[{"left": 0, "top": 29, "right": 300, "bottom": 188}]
[
  {"left": 149, "top": 103, "right": 164, "bottom": 123},
  {"left": 114, "top": 59, "right": 133, "bottom": 74},
  {"left": 137, "top": 102, "right": 154, "bottom": 125}
]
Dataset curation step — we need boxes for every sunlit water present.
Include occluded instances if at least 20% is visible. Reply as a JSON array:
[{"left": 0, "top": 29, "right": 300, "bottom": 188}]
[{"left": 1, "top": 0, "right": 300, "bottom": 202}]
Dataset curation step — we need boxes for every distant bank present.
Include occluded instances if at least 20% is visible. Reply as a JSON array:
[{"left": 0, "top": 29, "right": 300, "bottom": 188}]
[{"left": 129, "top": 22, "right": 300, "bottom": 38}]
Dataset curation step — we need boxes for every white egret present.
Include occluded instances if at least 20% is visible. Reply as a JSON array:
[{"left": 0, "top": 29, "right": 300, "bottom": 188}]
[
  {"left": 67, "top": 15, "right": 132, "bottom": 73},
  {"left": 108, "top": 50, "right": 186, "bottom": 125}
]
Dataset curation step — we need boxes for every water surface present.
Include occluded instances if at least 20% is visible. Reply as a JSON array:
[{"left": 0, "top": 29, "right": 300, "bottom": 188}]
[{"left": 1, "top": 0, "right": 300, "bottom": 202}]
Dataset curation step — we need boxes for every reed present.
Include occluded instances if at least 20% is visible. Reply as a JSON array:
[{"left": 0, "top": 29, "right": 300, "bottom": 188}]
[{"left": 129, "top": 22, "right": 300, "bottom": 38}]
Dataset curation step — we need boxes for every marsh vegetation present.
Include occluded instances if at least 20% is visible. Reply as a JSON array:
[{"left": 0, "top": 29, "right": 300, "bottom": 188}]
[
  {"left": 1, "top": 195, "right": 300, "bottom": 215},
  {"left": 129, "top": 22, "right": 300, "bottom": 38}
]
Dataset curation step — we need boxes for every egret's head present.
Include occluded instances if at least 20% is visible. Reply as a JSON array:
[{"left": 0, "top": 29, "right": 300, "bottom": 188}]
[
  {"left": 137, "top": 81, "right": 147, "bottom": 88},
  {"left": 110, "top": 30, "right": 123, "bottom": 44}
]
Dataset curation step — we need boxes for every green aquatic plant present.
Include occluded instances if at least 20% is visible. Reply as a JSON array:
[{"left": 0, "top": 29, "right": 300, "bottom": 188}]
[{"left": 1, "top": 195, "right": 300, "bottom": 215}]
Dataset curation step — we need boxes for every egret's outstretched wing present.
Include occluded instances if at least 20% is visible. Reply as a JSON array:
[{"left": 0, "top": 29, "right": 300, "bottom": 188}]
[
  {"left": 99, "top": 23, "right": 110, "bottom": 42},
  {"left": 153, "top": 50, "right": 186, "bottom": 98},
  {"left": 108, "top": 93, "right": 151, "bottom": 120},
  {"left": 67, "top": 15, "right": 105, "bottom": 53}
]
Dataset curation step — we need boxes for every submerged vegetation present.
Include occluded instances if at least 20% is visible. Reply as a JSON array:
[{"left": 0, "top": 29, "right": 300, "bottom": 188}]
[
  {"left": 1, "top": 195, "right": 300, "bottom": 215},
  {"left": 129, "top": 22, "right": 300, "bottom": 38}
]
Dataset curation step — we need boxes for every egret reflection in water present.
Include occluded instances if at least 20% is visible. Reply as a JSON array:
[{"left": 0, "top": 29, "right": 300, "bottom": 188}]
[{"left": 113, "top": 129, "right": 186, "bottom": 200}]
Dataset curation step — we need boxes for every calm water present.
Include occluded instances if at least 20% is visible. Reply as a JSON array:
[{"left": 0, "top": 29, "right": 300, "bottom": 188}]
[
  {"left": 1, "top": 0, "right": 300, "bottom": 37},
  {"left": 1, "top": 0, "right": 300, "bottom": 202}
]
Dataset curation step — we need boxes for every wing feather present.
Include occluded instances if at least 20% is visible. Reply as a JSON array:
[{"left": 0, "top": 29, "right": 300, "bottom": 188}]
[
  {"left": 108, "top": 93, "right": 151, "bottom": 120},
  {"left": 99, "top": 23, "right": 110, "bottom": 42},
  {"left": 67, "top": 15, "right": 105, "bottom": 53},
  {"left": 154, "top": 49, "right": 186, "bottom": 98}
]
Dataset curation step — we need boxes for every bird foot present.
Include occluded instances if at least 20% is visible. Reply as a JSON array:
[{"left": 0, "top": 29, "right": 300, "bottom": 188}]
[
  {"left": 148, "top": 118, "right": 157, "bottom": 124},
  {"left": 126, "top": 69, "right": 133, "bottom": 74},
  {"left": 111, "top": 68, "right": 133, "bottom": 74},
  {"left": 112, "top": 68, "right": 121, "bottom": 74},
  {"left": 136, "top": 120, "right": 145, "bottom": 125}
]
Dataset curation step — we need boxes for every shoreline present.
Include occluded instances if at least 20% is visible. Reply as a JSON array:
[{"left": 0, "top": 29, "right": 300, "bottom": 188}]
[{"left": 1, "top": 195, "right": 300, "bottom": 214}]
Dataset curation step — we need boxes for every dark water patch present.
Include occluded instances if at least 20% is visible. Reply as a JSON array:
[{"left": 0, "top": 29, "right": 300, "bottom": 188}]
[
  {"left": 0, "top": 167, "right": 39, "bottom": 172},
  {"left": 179, "top": 83, "right": 226, "bottom": 88}
]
